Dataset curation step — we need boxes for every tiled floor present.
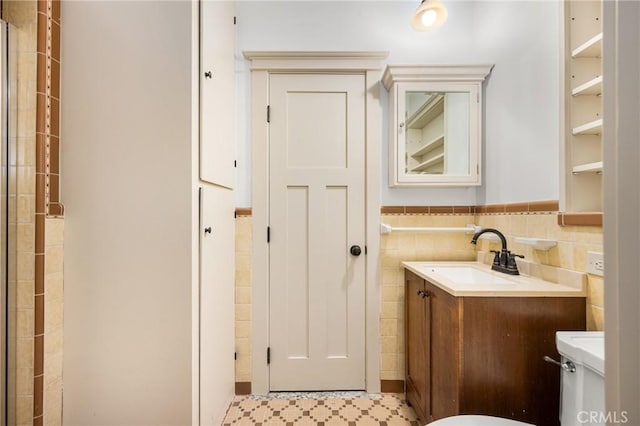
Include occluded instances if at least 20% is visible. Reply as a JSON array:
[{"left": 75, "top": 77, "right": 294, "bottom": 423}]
[{"left": 222, "top": 392, "right": 420, "bottom": 425}]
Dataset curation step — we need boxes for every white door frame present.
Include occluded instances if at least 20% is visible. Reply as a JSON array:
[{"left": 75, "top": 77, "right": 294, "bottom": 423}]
[{"left": 244, "top": 51, "right": 388, "bottom": 394}]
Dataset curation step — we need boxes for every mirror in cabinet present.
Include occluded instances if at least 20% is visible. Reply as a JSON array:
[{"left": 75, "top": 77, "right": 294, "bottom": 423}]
[{"left": 382, "top": 65, "right": 493, "bottom": 187}]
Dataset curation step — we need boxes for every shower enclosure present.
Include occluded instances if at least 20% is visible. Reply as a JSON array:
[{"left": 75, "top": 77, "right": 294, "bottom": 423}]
[{"left": 1, "top": 20, "right": 17, "bottom": 426}]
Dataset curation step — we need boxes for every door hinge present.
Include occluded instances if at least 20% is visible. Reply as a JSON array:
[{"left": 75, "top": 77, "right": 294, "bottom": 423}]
[
  {"left": 234, "top": 160, "right": 237, "bottom": 168},
  {"left": 234, "top": 351, "right": 237, "bottom": 360},
  {"left": 234, "top": 16, "right": 237, "bottom": 25},
  {"left": 267, "top": 105, "right": 271, "bottom": 123},
  {"left": 267, "top": 347, "right": 271, "bottom": 364},
  {"left": 267, "top": 226, "right": 271, "bottom": 243},
  {"left": 477, "top": 92, "right": 480, "bottom": 103}
]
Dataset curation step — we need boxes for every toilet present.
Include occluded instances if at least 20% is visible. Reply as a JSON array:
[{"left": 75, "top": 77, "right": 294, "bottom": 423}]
[{"left": 428, "top": 331, "right": 605, "bottom": 426}]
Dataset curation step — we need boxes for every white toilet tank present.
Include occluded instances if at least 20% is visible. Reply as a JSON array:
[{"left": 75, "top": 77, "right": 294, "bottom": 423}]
[{"left": 556, "top": 331, "right": 605, "bottom": 426}]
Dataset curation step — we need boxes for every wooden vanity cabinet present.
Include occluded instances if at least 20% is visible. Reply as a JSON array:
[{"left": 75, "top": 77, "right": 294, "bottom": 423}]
[{"left": 405, "top": 270, "right": 586, "bottom": 426}]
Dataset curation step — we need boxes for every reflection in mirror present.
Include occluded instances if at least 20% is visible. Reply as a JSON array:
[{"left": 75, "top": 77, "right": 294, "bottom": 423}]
[
  {"left": 404, "top": 91, "right": 470, "bottom": 175},
  {"left": 382, "top": 64, "right": 492, "bottom": 187}
]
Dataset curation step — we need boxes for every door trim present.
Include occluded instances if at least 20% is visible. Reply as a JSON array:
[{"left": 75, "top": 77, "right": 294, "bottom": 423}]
[{"left": 244, "top": 51, "right": 388, "bottom": 394}]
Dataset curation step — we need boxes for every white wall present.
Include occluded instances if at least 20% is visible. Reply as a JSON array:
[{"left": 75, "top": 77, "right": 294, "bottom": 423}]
[
  {"left": 235, "top": 0, "right": 560, "bottom": 206},
  {"left": 61, "top": 2, "right": 195, "bottom": 424}
]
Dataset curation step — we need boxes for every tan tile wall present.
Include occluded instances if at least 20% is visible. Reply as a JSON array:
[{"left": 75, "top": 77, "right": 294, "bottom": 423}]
[
  {"left": 44, "top": 217, "right": 63, "bottom": 426},
  {"left": 234, "top": 209, "right": 603, "bottom": 385},
  {"left": 3, "top": 1, "right": 63, "bottom": 424},
  {"left": 475, "top": 213, "right": 604, "bottom": 331},
  {"left": 379, "top": 213, "right": 477, "bottom": 381},
  {"left": 3, "top": 1, "right": 39, "bottom": 423},
  {"left": 235, "top": 215, "right": 252, "bottom": 383}
]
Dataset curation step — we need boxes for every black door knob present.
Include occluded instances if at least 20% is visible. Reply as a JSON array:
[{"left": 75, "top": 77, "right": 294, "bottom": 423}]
[{"left": 350, "top": 245, "right": 362, "bottom": 256}]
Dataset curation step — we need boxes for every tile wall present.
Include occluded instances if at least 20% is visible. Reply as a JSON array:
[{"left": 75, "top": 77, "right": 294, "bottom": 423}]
[
  {"left": 3, "top": 1, "right": 63, "bottom": 424},
  {"left": 234, "top": 202, "right": 603, "bottom": 387},
  {"left": 475, "top": 210, "right": 604, "bottom": 331},
  {"left": 235, "top": 210, "right": 253, "bottom": 393},
  {"left": 3, "top": 1, "right": 39, "bottom": 423}
]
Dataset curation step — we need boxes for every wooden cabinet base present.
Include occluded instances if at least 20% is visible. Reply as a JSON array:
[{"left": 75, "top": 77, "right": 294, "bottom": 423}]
[{"left": 405, "top": 270, "right": 586, "bottom": 426}]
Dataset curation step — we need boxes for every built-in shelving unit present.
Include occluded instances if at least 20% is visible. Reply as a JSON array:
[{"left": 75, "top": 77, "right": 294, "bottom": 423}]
[{"left": 561, "top": 0, "right": 603, "bottom": 216}]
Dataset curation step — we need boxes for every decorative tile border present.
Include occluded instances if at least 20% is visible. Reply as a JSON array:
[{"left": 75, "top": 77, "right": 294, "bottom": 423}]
[
  {"left": 557, "top": 212, "right": 603, "bottom": 227},
  {"left": 381, "top": 201, "right": 601, "bottom": 226},
  {"left": 235, "top": 207, "right": 253, "bottom": 217},
  {"left": 381, "top": 201, "right": 560, "bottom": 215},
  {"left": 381, "top": 206, "right": 475, "bottom": 215}
]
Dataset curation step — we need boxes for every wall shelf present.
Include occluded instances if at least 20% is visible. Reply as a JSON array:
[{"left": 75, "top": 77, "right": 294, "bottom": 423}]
[
  {"left": 410, "top": 153, "right": 444, "bottom": 172},
  {"left": 407, "top": 95, "right": 444, "bottom": 129},
  {"left": 572, "top": 119, "right": 603, "bottom": 136},
  {"left": 411, "top": 135, "right": 444, "bottom": 159},
  {"left": 572, "top": 76, "right": 602, "bottom": 96},
  {"left": 513, "top": 237, "right": 557, "bottom": 251},
  {"left": 572, "top": 161, "right": 603, "bottom": 174},
  {"left": 572, "top": 32, "right": 603, "bottom": 59}
]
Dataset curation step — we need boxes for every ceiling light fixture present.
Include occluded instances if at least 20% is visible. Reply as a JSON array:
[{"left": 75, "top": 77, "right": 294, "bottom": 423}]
[{"left": 411, "top": 0, "right": 448, "bottom": 31}]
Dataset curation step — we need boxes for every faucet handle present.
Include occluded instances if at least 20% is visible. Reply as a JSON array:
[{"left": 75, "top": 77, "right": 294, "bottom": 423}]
[
  {"left": 507, "top": 252, "right": 524, "bottom": 269},
  {"left": 490, "top": 250, "right": 501, "bottom": 265}
]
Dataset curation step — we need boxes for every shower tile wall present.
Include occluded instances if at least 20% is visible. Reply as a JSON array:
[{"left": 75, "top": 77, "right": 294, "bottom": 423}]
[
  {"left": 3, "top": 1, "right": 63, "bottom": 424},
  {"left": 3, "top": 1, "right": 39, "bottom": 423},
  {"left": 234, "top": 202, "right": 603, "bottom": 388}
]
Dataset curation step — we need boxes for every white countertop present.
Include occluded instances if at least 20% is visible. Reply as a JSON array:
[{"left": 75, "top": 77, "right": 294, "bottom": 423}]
[{"left": 402, "top": 261, "right": 587, "bottom": 297}]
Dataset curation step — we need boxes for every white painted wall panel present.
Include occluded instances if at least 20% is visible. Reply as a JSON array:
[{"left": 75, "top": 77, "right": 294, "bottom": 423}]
[{"left": 61, "top": 2, "right": 194, "bottom": 424}]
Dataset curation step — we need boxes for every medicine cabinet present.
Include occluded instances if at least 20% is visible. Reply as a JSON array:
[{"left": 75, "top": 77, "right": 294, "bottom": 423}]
[{"left": 382, "top": 65, "right": 493, "bottom": 187}]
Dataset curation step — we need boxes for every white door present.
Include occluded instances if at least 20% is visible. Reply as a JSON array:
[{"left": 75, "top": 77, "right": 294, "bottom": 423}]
[
  {"left": 268, "top": 73, "right": 366, "bottom": 391},
  {"left": 199, "top": 186, "right": 235, "bottom": 424}
]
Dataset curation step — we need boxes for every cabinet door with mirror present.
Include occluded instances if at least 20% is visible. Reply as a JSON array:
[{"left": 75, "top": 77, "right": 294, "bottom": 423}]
[{"left": 383, "top": 65, "right": 493, "bottom": 187}]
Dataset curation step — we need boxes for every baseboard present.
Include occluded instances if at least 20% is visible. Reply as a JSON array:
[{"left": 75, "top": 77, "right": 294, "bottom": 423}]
[
  {"left": 380, "top": 380, "right": 405, "bottom": 393},
  {"left": 235, "top": 382, "right": 252, "bottom": 395}
]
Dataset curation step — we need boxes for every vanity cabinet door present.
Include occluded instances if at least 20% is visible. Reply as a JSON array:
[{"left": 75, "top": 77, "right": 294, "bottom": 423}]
[
  {"left": 425, "top": 280, "right": 462, "bottom": 421},
  {"left": 405, "top": 271, "right": 429, "bottom": 422}
]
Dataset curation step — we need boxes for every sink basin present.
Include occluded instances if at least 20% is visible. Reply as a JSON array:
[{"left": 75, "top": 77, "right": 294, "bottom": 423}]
[{"left": 427, "top": 266, "right": 516, "bottom": 285}]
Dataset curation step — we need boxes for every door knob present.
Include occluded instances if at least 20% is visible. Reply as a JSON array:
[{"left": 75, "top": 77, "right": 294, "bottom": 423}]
[{"left": 350, "top": 245, "right": 362, "bottom": 256}]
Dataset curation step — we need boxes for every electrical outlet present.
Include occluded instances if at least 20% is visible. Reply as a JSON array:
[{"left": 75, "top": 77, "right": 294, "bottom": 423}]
[{"left": 587, "top": 251, "right": 604, "bottom": 276}]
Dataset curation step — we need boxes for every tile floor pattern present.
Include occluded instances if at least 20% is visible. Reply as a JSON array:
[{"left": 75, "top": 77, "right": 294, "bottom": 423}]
[{"left": 222, "top": 392, "right": 421, "bottom": 425}]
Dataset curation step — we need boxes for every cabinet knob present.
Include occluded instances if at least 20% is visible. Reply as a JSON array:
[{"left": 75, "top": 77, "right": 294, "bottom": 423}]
[
  {"left": 417, "top": 290, "right": 430, "bottom": 299},
  {"left": 350, "top": 245, "right": 362, "bottom": 256},
  {"left": 204, "top": 227, "right": 212, "bottom": 235}
]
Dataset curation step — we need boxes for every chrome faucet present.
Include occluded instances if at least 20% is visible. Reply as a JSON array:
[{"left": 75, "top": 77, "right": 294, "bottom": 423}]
[{"left": 470, "top": 228, "right": 523, "bottom": 275}]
